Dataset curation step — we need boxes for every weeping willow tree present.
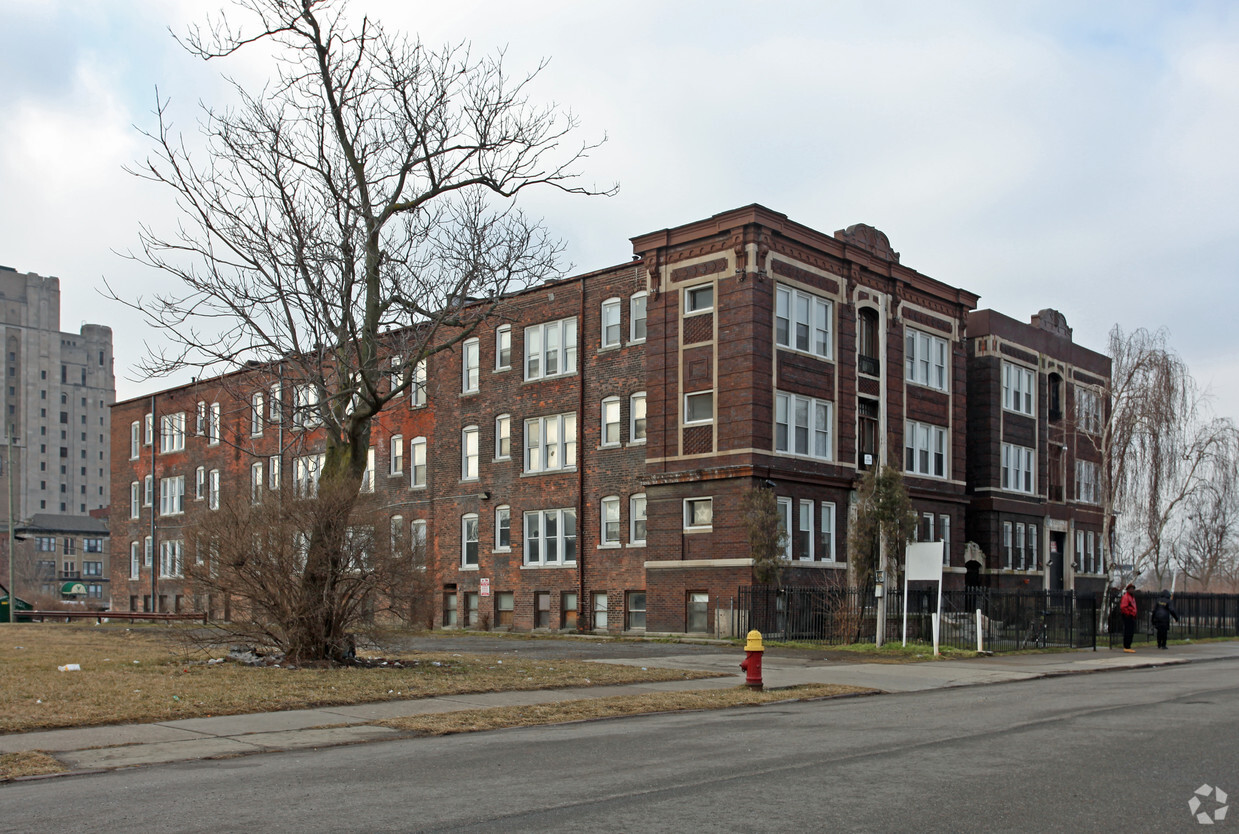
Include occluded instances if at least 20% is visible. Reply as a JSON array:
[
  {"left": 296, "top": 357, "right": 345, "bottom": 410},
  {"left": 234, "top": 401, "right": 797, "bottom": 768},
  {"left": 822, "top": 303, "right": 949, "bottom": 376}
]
[{"left": 110, "top": 0, "right": 611, "bottom": 662}]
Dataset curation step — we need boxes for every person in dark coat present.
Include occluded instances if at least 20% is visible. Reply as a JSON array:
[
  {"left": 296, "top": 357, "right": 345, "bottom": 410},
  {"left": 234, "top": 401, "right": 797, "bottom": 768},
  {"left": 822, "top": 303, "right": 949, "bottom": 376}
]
[
  {"left": 1150, "top": 589, "right": 1179, "bottom": 649},
  {"left": 1119, "top": 583, "right": 1138, "bottom": 652}
]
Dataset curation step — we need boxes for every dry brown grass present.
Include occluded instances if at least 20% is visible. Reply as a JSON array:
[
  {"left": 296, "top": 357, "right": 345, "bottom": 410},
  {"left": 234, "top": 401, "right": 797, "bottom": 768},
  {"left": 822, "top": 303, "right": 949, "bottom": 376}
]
[
  {"left": 0, "top": 750, "right": 67, "bottom": 780},
  {"left": 379, "top": 684, "right": 874, "bottom": 736},
  {"left": 0, "top": 624, "right": 718, "bottom": 734}
]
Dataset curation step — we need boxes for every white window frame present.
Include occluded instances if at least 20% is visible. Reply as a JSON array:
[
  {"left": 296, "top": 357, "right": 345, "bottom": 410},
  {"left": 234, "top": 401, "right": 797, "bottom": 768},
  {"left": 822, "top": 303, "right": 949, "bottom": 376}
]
[
  {"left": 1027, "top": 523, "right": 1038, "bottom": 570},
  {"left": 524, "top": 317, "right": 578, "bottom": 381},
  {"left": 601, "top": 397, "right": 621, "bottom": 447},
  {"left": 684, "top": 497, "right": 713, "bottom": 531},
  {"left": 159, "top": 539, "right": 183, "bottom": 578},
  {"left": 630, "top": 392, "right": 647, "bottom": 444},
  {"left": 1076, "top": 459, "right": 1100, "bottom": 504},
  {"left": 293, "top": 455, "right": 323, "bottom": 498},
  {"left": 130, "top": 482, "right": 139, "bottom": 519},
  {"left": 293, "top": 384, "right": 320, "bottom": 430},
  {"left": 269, "top": 456, "right": 281, "bottom": 491},
  {"left": 1076, "top": 386, "right": 1103, "bottom": 434},
  {"left": 390, "top": 434, "right": 404, "bottom": 476},
  {"left": 630, "top": 493, "right": 647, "bottom": 545},
  {"left": 601, "top": 298, "right": 622, "bottom": 349},
  {"left": 1016, "top": 522, "right": 1026, "bottom": 570},
  {"left": 411, "top": 359, "right": 428, "bottom": 406},
  {"left": 251, "top": 461, "right": 263, "bottom": 505},
  {"left": 269, "top": 384, "right": 282, "bottom": 423},
  {"left": 522, "top": 507, "right": 578, "bottom": 566},
  {"left": 798, "top": 499, "right": 814, "bottom": 561},
  {"left": 208, "top": 402, "right": 221, "bottom": 445},
  {"left": 683, "top": 390, "right": 714, "bottom": 426},
  {"left": 601, "top": 495, "right": 620, "bottom": 546},
  {"left": 129, "top": 541, "right": 140, "bottom": 580},
  {"left": 461, "top": 513, "right": 479, "bottom": 567},
  {"left": 1002, "top": 362, "right": 1036, "bottom": 417},
  {"left": 195, "top": 401, "right": 206, "bottom": 435},
  {"left": 939, "top": 513, "right": 951, "bottom": 565},
  {"left": 821, "top": 501, "right": 837, "bottom": 561},
  {"left": 495, "top": 414, "right": 511, "bottom": 460},
  {"left": 905, "top": 421, "right": 948, "bottom": 479},
  {"left": 776, "top": 497, "right": 793, "bottom": 560},
  {"left": 524, "top": 412, "right": 577, "bottom": 474},
  {"left": 1002, "top": 443, "right": 1036, "bottom": 494},
  {"left": 495, "top": 505, "right": 511, "bottom": 551},
  {"left": 144, "top": 412, "right": 153, "bottom": 446},
  {"left": 775, "top": 284, "right": 833, "bottom": 359},
  {"left": 684, "top": 284, "right": 714, "bottom": 315},
  {"left": 250, "top": 391, "right": 265, "bottom": 436},
  {"left": 462, "top": 338, "right": 480, "bottom": 394},
  {"left": 411, "top": 519, "right": 428, "bottom": 555},
  {"left": 208, "top": 469, "right": 220, "bottom": 510},
  {"left": 130, "top": 421, "right": 140, "bottom": 459},
  {"left": 411, "top": 437, "right": 427, "bottom": 488},
  {"left": 143, "top": 474, "right": 153, "bottom": 508},
  {"left": 905, "top": 328, "right": 948, "bottom": 391},
  {"left": 496, "top": 325, "right": 512, "bottom": 371},
  {"left": 461, "top": 426, "right": 479, "bottom": 481},
  {"left": 630, "top": 292, "right": 647, "bottom": 343},
  {"left": 774, "top": 391, "right": 833, "bottom": 460},
  {"left": 160, "top": 412, "right": 186, "bottom": 453},
  {"left": 159, "top": 475, "right": 185, "bottom": 516},
  {"left": 1004, "top": 521, "right": 1014, "bottom": 569},
  {"left": 360, "top": 447, "right": 375, "bottom": 493}
]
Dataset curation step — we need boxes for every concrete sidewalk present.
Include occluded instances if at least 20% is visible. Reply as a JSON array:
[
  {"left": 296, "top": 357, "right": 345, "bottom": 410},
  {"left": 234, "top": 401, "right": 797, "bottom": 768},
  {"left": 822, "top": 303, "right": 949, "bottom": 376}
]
[{"left": 4, "top": 641, "right": 1237, "bottom": 775}]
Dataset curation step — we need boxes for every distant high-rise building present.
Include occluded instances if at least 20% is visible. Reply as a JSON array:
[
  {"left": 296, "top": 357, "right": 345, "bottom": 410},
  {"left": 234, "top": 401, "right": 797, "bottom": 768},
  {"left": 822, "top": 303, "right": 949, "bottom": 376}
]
[{"left": 0, "top": 265, "right": 115, "bottom": 530}]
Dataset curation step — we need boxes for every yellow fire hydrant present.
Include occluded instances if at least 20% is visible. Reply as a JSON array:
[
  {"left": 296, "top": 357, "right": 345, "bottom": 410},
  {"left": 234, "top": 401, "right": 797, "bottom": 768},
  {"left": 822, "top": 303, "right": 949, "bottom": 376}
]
[{"left": 740, "top": 629, "right": 764, "bottom": 690}]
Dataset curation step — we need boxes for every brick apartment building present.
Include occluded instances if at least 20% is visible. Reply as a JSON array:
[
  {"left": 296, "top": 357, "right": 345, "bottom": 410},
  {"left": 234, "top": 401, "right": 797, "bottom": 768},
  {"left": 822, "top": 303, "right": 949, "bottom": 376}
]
[{"left": 109, "top": 205, "right": 1110, "bottom": 633}]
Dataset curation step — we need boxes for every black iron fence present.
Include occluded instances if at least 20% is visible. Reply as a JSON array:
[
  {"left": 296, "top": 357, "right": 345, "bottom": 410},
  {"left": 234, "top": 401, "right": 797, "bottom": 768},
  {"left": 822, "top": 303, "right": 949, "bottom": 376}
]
[
  {"left": 732, "top": 585, "right": 1099, "bottom": 652},
  {"left": 1107, "top": 591, "right": 1239, "bottom": 648}
]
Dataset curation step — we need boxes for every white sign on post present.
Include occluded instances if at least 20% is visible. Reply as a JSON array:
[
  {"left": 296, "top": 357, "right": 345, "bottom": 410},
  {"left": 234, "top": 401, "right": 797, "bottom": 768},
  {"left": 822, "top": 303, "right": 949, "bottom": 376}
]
[
  {"left": 903, "top": 542, "right": 945, "bottom": 655},
  {"left": 480, "top": 578, "right": 490, "bottom": 597}
]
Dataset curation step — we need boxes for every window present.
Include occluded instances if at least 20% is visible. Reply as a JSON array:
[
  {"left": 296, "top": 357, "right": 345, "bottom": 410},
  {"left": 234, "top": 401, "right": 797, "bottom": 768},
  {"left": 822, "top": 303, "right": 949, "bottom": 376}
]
[
  {"left": 293, "top": 384, "right": 320, "bottom": 429},
  {"left": 251, "top": 392, "right": 264, "bottom": 436},
  {"left": 496, "top": 325, "right": 512, "bottom": 370},
  {"left": 1076, "top": 387, "right": 1103, "bottom": 434},
  {"left": 409, "top": 359, "right": 427, "bottom": 407},
  {"left": 1075, "top": 530, "right": 1085, "bottom": 573},
  {"left": 390, "top": 434, "right": 404, "bottom": 475},
  {"left": 684, "top": 284, "right": 713, "bottom": 315},
  {"left": 775, "top": 392, "right": 833, "bottom": 459},
  {"left": 601, "top": 298, "right": 621, "bottom": 348},
  {"left": 250, "top": 462, "right": 264, "bottom": 504},
  {"left": 412, "top": 520, "right": 428, "bottom": 556},
  {"left": 160, "top": 540, "right": 183, "bottom": 578},
  {"left": 495, "top": 592, "right": 514, "bottom": 628},
  {"left": 905, "top": 421, "right": 948, "bottom": 478},
  {"left": 630, "top": 293, "right": 647, "bottom": 343},
  {"left": 524, "top": 317, "right": 577, "bottom": 380},
  {"left": 293, "top": 454, "right": 323, "bottom": 498},
  {"left": 36, "top": 536, "right": 56, "bottom": 552},
  {"left": 776, "top": 497, "right": 793, "bottom": 560},
  {"left": 195, "top": 467, "right": 205, "bottom": 500},
  {"left": 84, "top": 538, "right": 103, "bottom": 554},
  {"left": 627, "top": 591, "right": 646, "bottom": 630},
  {"left": 630, "top": 392, "right": 646, "bottom": 443},
  {"left": 905, "top": 328, "right": 948, "bottom": 391},
  {"left": 129, "top": 542, "right": 140, "bottom": 580},
  {"left": 495, "top": 506, "right": 511, "bottom": 550},
  {"left": 535, "top": 592, "right": 551, "bottom": 629},
  {"left": 821, "top": 502, "right": 837, "bottom": 561},
  {"left": 1086, "top": 530, "right": 1095, "bottom": 574},
  {"left": 684, "top": 497, "right": 713, "bottom": 530},
  {"left": 684, "top": 391, "right": 713, "bottom": 425},
  {"left": 686, "top": 592, "right": 708, "bottom": 633},
  {"left": 360, "top": 447, "right": 375, "bottom": 493},
  {"left": 269, "top": 384, "right": 282, "bottom": 423},
  {"left": 523, "top": 508, "right": 577, "bottom": 565},
  {"left": 1004, "top": 522, "right": 1014, "bottom": 569},
  {"left": 630, "top": 494, "right": 647, "bottom": 545},
  {"left": 207, "top": 402, "right": 221, "bottom": 445},
  {"left": 461, "top": 514, "right": 479, "bottom": 567},
  {"left": 144, "top": 474, "right": 154, "bottom": 507},
  {"left": 495, "top": 415, "right": 511, "bottom": 460},
  {"left": 1076, "top": 460, "right": 1100, "bottom": 504},
  {"left": 410, "top": 437, "right": 427, "bottom": 488},
  {"left": 592, "top": 592, "right": 608, "bottom": 630},
  {"left": 939, "top": 514, "right": 952, "bottom": 565},
  {"left": 462, "top": 338, "right": 479, "bottom": 393},
  {"left": 443, "top": 591, "right": 458, "bottom": 627},
  {"left": 130, "top": 482, "right": 140, "bottom": 519},
  {"left": 390, "top": 515, "right": 405, "bottom": 554},
  {"left": 524, "top": 412, "right": 577, "bottom": 473},
  {"left": 1002, "top": 443, "right": 1036, "bottom": 494},
  {"left": 461, "top": 426, "right": 479, "bottom": 480},
  {"left": 601, "top": 397, "right": 621, "bottom": 447},
  {"left": 1027, "top": 523, "right": 1038, "bottom": 570},
  {"left": 208, "top": 469, "right": 220, "bottom": 510},
  {"left": 160, "top": 476, "right": 185, "bottom": 515},
  {"left": 561, "top": 592, "right": 578, "bottom": 629},
  {"left": 159, "top": 413, "right": 186, "bottom": 452},
  {"left": 796, "top": 500, "right": 814, "bottom": 561},
  {"left": 857, "top": 308, "right": 880, "bottom": 375},
  {"left": 144, "top": 536, "right": 153, "bottom": 568},
  {"left": 1002, "top": 363, "right": 1036, "bottom": 416},
  {"left": 130, "top": 422, "right": 140, "bottom": 459},
  {"left": 1016, "top": 523, "right": 1026, "bottom": 570},
  {"left": 196, "top": 401, "right": 206, "bottom": 434},
  {"left": 775, "top": 284, "right": 832, "bottom": 359},
  {"left": 269, "top": 456, "right": 281, "bottom": 490},
  {"left": 144, "top": 412, "right": 153, "bottom": 445},
  {"left": 601, "top": 496, "right": 620, "bottom": 546}
]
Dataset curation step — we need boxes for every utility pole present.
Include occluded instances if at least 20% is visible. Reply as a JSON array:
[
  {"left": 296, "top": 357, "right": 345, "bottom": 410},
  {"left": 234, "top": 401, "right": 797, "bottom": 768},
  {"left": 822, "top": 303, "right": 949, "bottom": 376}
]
[{"left": 5, "top": 429, "right": 18, "bottom": 622}]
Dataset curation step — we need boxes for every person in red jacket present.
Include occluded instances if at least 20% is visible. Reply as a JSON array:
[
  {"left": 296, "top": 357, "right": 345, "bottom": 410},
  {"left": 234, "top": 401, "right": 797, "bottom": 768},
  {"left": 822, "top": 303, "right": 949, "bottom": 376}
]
[{"left": 1119, "top": 583, "right": 1138, "bottom": 652}]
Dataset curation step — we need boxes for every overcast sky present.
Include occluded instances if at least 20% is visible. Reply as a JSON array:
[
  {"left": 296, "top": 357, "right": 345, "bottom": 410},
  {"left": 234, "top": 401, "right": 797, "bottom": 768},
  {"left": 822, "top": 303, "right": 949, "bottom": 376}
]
[{"left": 2, "top": 0, "right": 1236, "bottom": 416}]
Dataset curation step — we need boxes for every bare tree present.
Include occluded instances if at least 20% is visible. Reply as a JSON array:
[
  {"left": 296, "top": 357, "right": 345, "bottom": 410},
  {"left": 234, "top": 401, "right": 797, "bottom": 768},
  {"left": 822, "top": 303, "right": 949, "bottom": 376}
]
[
  {"left": 846, "top": 465, "right": 917, "bottom": 646},
  {"left": 742, "top": 485, "right": 789, "bottom": 586},
  {"left": 1169, "top": 433, "right": 1239, "bottom": 591},
  {"left": 109, "top": 0, "right": 611, "bottom": 662},
  {"left": 1089, "top": 327, "right": 1234, "bottom": 597}
]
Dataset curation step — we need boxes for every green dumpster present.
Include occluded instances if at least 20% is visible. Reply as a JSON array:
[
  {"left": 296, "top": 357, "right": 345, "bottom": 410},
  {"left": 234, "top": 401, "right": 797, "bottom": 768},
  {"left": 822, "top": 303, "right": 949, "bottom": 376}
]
[{"left": 1, "top": 594, "right": 32, "bottom": 623}]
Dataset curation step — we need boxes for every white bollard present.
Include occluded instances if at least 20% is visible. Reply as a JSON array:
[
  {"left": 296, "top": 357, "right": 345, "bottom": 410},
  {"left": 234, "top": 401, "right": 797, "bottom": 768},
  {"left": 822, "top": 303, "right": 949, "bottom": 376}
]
[{"left": 976, "top": 609, "right": 983, "bottom": 654}]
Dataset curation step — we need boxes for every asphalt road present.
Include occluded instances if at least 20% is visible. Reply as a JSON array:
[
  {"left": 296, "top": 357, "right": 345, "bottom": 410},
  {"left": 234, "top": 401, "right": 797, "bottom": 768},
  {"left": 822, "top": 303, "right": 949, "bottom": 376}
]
[{"left": 3, "top": 660, "right": 1236, "bottom": 832}]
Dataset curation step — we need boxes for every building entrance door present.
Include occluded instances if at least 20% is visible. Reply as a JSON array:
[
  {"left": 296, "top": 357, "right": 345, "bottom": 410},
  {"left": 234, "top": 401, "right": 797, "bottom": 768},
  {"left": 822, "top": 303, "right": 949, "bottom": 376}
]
[{"left": 1050, "top": 532, "right": 1066, "bottom": 591}]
